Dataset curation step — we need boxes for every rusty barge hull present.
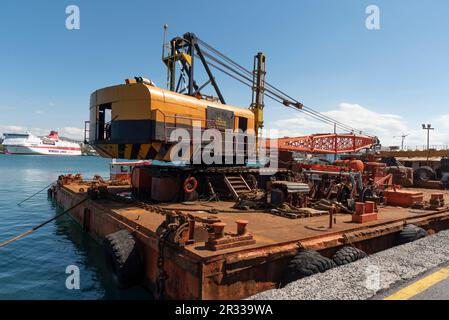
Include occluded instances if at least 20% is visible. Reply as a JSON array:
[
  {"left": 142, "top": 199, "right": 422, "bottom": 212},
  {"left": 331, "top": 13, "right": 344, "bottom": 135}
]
[{"left": 52, "top": 183, "right": 449, "bottom": 300}]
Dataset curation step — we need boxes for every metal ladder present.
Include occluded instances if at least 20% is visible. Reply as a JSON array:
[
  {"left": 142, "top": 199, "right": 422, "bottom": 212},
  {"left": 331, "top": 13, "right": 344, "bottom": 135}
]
[{"left": 223, "top": 174, "right": 252, "bottom": 200}]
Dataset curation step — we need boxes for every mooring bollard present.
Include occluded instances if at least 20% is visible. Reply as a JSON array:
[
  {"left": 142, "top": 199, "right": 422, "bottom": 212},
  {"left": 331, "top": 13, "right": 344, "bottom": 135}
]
[
  {"left": 212, "top": 222, "right": 226, "bottom": 239},
  {"left": 235, "top": 219, "right": 249, "bottom": 235}
]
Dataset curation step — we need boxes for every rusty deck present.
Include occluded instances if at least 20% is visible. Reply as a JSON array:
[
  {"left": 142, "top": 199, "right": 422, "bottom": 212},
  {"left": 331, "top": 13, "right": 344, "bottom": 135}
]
[{"left": 52, "top": 182, "right": 449, "bottom": 299}]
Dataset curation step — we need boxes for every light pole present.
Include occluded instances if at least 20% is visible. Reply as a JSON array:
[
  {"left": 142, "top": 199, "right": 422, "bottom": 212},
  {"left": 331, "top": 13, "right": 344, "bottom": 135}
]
[
  {"left": 393, "top": 133, "right": 408, "bottom": 150},
  {"left": 422, "top": 124, "right": 434, "bottom": 161}
]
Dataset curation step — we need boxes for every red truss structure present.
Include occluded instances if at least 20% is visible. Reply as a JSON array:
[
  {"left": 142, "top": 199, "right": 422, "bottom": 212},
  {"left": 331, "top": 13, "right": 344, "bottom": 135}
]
[{"left": 265, "top": 133, "right": 376, "bottom": 154}]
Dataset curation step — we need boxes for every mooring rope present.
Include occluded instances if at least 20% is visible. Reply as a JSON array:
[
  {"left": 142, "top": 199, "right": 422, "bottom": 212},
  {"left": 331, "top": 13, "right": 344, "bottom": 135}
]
[
  {"left": 17, "top": 182, "right": 55, "bottom": 206},
  {"left": 0, "top": 197, "right": 89, "bottom": 249}
]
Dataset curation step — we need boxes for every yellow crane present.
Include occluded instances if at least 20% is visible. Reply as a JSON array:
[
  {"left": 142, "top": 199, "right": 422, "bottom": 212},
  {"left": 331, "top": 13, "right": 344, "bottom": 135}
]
[
  {"left": 88, "top": 32, "right": 265, "bottom": 163},
  {"left": 86, "top": 31, "right": 371, "bottom": 163}
]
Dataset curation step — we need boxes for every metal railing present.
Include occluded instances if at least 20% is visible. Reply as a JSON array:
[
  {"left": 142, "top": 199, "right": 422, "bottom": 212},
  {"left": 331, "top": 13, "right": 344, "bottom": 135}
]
[{"left": 402, "top": 144, "right": 449, "bottom": 151}]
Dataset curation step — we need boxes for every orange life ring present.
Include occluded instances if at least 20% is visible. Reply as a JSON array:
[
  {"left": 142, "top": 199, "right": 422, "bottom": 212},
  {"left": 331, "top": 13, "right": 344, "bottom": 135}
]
[{"left": 183, "top": 177, "right": 198, "bottom": 194}]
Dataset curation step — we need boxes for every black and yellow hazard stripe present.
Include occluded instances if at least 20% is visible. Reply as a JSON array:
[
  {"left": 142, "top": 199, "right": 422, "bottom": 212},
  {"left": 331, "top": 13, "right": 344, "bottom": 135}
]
[{"left": 95, "top": 142, "right": 186, "bottom": 161}]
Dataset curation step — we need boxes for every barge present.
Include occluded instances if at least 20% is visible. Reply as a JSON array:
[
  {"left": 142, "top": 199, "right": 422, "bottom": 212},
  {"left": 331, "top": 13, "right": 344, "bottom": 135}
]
[{"left": 51, "top": 175, "right": 449, "bottom": 300}]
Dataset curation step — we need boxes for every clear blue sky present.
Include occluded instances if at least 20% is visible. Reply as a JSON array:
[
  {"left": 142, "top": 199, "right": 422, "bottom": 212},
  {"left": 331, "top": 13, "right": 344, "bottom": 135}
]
[{"left": 1, "top": 0, "right": 449, "bottom": 145}]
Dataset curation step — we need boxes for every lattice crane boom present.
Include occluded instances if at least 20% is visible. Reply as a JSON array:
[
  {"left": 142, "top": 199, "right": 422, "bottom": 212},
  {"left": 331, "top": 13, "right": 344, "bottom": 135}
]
[{"left": 266, "top": 133, "right": 377, "bottom": 154}]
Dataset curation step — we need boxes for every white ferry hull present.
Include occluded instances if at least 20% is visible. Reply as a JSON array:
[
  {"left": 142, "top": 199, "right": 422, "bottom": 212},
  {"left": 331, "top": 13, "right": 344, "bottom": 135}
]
[
  {"left": 2, "top": 131, "right": 82, "bottom": 156},
  {"left": 5, "top": 145, "right": 82, "bottom": 156}
]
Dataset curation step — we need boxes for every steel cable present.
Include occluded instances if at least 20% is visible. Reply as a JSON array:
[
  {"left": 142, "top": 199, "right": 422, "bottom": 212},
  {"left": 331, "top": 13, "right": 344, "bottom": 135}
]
[
  {"left": 196, "top": 38, "right": 371, "bottom": 136},
  {"left": 199, "top": 52, "right": 364, "bottom": 133},
  {"left": 0, "top": 197, "right": 89, "bottom": 249}
]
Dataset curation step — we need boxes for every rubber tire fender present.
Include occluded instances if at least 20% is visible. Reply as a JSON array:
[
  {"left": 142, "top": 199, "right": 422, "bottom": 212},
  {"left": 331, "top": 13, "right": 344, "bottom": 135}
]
[
  {"left": 103, "top": 229, "right": 144, "bottom": 289},
  {"left": 396, "top": 224, "right": 427, "bottom": 245},
  {"left": 332, "top": 246, "right": 367, "bottom": 266},
  {"left": 281, "top": 249, "right": 336, "bottom": 287},
  {"left": 414, "top": 166, "right": 436, "bottom": 182}
]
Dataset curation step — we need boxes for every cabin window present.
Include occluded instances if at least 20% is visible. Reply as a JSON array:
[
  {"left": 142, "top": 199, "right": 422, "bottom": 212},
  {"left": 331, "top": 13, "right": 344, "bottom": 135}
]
[
  {"left": 237, "top": 117, "right": 248, "bottom": 159},
  {"left": 238, "top": 117, "right": 248, "bottom": 132},
  {"left": 97, "top": 103, "right": 112, "bottom": 141}
]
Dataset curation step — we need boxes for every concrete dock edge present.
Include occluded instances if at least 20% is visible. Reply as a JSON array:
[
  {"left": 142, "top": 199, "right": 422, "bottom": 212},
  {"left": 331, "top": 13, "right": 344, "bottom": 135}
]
[{"left": 249, "top": 230, "right": 449, "bottom": 300}]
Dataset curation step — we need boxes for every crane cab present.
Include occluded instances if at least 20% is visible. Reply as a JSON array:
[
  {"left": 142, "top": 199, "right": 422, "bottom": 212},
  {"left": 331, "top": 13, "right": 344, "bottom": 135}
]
[{"left": 88, "top": 79, "right": 255, "bottom": 163}]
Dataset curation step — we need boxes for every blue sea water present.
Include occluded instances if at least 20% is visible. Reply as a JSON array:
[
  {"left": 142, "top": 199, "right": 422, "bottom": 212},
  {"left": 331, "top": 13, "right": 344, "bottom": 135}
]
[{"left": 0, "top": 154, "right": 152, "bottom": 300}]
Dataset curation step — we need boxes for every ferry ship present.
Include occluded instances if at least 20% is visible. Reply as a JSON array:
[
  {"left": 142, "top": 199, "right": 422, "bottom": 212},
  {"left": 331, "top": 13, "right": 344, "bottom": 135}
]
[{"left": 1, "top": 131, "right": 82, "bottom": 156}]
